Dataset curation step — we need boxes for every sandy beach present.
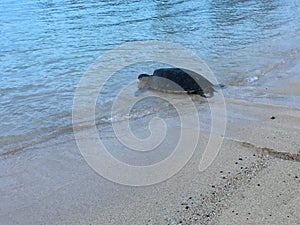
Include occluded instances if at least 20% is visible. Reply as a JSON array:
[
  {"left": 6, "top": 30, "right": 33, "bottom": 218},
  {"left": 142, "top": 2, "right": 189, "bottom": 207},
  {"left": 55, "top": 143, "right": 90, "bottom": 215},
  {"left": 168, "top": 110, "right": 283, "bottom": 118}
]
[{"left": 1, "top": 54, "right": 300, "bottom": 225}]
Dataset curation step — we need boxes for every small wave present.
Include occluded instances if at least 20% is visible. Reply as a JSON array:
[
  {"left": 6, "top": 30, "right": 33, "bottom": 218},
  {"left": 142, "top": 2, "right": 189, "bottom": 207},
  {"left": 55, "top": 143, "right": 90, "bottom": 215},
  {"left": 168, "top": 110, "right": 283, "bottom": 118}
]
[
  {"left": 0, "top": 123, "right": 75, "bottom": 156},
  {"left": 0, "top": 97, "right": 173, "bottom": 156}
]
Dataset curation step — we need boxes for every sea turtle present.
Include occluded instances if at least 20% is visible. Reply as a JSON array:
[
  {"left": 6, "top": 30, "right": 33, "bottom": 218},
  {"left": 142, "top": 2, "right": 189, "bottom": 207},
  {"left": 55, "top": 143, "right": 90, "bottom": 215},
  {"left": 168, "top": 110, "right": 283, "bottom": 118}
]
[{"left": 136, "top": 68, "right": 218, "bottom": 97}]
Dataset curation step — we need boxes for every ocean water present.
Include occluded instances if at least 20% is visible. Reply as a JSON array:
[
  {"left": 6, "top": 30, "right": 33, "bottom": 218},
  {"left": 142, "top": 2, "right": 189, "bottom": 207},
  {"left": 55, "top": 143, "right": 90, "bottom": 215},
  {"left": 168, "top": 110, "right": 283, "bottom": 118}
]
[{"left": 1, "top": 0, "right": 300, "bottom": 155}]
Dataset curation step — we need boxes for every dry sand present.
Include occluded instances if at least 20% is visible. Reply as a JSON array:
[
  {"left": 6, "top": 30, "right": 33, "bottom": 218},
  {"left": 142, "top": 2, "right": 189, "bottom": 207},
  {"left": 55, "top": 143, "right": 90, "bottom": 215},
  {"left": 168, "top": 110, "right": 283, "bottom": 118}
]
[{"left": 1, "top": 56, "right": 300, "bottom": 225}]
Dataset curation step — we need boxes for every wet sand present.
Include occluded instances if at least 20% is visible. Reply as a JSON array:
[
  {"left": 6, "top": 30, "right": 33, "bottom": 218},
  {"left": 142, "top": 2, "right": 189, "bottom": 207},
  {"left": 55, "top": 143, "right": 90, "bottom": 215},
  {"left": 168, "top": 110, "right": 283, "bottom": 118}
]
[{"left": 1, "top": 57, "right": 300, "bottom": 224}]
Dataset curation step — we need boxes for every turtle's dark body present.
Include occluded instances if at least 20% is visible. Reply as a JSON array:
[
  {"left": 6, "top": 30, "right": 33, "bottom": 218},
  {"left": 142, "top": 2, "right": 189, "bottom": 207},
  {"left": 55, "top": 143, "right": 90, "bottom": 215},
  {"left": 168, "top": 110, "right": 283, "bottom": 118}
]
[{"left": 137, "top": 68, "right": 215, "bottom": 97}]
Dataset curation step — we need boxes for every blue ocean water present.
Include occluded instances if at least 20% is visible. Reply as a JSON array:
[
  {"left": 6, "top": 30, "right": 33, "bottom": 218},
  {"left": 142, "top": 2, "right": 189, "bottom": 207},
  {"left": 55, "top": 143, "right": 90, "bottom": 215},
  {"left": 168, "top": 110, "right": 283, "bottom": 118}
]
[{"left": 1, "top": 0, "right": 300, "bottom": 154}]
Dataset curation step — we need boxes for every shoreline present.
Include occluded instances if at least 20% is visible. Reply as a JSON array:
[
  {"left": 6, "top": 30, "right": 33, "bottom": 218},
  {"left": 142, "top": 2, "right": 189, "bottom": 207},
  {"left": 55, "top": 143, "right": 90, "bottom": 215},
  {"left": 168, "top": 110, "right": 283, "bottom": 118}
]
[{"left": 1, "top": 53, "right": 300, "bottom": 225}]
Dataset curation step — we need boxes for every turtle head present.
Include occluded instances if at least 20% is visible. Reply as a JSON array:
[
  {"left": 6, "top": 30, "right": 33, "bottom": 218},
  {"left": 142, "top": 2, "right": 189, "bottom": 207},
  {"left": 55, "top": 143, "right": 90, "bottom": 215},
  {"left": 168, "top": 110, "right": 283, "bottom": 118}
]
[
  {"left": 137, "top": 74, "right": 151, "bottom": 89},
  {"left": 135, "top": 74, "right": 151, "bottom": 96},
  {"left": 138, "top": 74, "right": 151, "bottom": 79}
]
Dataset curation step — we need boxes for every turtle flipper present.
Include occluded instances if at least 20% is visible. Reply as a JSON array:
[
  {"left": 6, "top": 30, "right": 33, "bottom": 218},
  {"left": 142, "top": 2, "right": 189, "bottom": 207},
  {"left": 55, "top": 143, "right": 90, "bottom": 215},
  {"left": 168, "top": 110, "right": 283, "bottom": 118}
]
[
  {"left": 135, "top": 86, "right": 148, "bottom": 96},
  {"left": 187, "top": 89, "right": 206, "bottom": 97}
]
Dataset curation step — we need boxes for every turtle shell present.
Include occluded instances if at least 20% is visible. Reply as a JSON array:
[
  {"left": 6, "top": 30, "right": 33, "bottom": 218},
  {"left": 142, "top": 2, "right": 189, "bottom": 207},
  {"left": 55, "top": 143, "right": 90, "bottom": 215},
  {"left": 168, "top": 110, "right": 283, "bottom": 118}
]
[{"left": 149, "top": 68, "right": 214, "bottom": 95}]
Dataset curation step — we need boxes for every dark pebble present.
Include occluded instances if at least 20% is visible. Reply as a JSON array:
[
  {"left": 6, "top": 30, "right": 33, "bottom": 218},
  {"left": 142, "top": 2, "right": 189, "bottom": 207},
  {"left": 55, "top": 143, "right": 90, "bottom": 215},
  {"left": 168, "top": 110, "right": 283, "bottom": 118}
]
[
  {"left": 212, "top": 185, "right": 215, "bottom": 188},
  {"left": 257, "top": 184, "right": 261, "bottom": 186},
  {"left": 270, "top": 116, "right": 275, "bottom": 119},
  {"left": 238, "top": 158, "right": 243, "bottom": 161},
  {"left": 185, "top": 206, "right": 189, "bottom": 210},
  {"left": 295, "top": 176, "right": 298, "bottom": 179}
]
